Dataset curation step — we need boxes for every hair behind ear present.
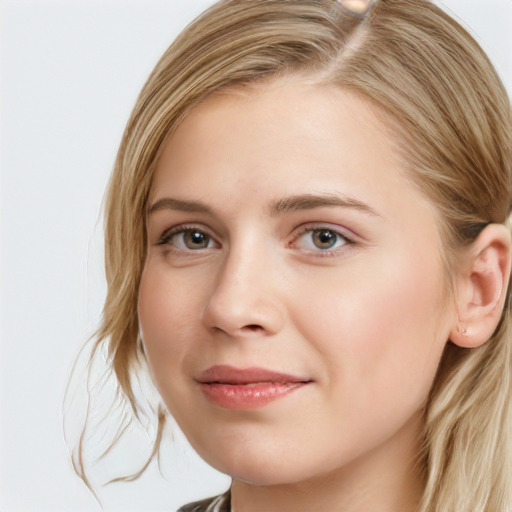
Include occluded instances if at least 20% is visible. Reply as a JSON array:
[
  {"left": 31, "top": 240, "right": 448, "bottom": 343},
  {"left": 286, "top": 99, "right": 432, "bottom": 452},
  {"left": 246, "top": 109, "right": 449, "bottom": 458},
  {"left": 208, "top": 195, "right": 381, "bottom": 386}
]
[
  {"left": 420, "top": 223, "right": 512, "bottom": 512},
  {"left": 422, "top": 304, "right": 512, "bottom": 512}
]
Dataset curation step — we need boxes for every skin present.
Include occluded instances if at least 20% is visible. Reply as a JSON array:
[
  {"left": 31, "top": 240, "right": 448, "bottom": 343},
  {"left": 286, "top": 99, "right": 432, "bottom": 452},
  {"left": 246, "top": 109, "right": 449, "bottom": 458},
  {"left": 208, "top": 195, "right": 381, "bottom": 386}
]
[{"left": 138, "top": 78, "right": 460, "bottom": 512}]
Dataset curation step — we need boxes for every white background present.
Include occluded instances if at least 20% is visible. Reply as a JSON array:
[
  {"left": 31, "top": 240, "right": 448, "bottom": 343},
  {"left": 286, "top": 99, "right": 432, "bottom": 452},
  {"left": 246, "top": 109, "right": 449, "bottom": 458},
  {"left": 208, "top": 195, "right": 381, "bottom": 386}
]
[{"left": 1, "top": 1, "right": 511, "bottom": 511}]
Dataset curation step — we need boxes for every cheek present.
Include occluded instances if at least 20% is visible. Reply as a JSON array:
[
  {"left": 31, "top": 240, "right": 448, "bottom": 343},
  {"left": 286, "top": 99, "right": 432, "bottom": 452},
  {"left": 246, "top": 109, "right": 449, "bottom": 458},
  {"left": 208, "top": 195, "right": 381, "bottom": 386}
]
[
  {"left": 137, "top": 263, "right": 203, "bottom": 389},
  {"left": 293, "top": 250, "right": 450, "bottom": 409}
]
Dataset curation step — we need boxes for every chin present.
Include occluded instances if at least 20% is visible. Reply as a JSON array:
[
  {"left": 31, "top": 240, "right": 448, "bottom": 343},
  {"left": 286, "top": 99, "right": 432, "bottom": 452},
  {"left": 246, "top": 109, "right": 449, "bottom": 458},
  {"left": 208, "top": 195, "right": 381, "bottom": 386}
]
[
  {"left": 220, "top": 465, "right": 302, "bottom": 487},
  {"left": 199, "top": 446, "right": 320, "bottom": 487}
]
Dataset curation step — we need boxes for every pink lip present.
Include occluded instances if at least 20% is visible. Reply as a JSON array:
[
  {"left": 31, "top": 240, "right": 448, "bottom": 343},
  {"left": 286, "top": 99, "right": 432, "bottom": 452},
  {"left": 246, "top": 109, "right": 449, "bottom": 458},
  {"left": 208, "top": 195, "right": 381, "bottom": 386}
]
[{"left": 196, "top": 365, "right": 311, "bottom": 410}]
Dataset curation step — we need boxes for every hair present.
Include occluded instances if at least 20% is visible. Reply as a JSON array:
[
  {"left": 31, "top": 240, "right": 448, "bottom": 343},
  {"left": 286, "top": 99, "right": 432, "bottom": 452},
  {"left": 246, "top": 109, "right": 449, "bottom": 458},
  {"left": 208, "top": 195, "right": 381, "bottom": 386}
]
[{"left": 73, "top": 1, "right": 512, "bottom": 510}]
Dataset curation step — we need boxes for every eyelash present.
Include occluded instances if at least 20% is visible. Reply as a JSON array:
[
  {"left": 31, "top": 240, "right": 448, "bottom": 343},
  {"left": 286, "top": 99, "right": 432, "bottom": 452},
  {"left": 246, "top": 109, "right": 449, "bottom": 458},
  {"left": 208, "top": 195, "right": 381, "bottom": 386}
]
[
  {"left": 157, "top": 224, "right": 217, "bottom": 251},
  {"left": 289, "top": 224, "right": 355, "bottom": 257},
  {"left": 156, "top": 223, "right": 355, "bottom": 257}
]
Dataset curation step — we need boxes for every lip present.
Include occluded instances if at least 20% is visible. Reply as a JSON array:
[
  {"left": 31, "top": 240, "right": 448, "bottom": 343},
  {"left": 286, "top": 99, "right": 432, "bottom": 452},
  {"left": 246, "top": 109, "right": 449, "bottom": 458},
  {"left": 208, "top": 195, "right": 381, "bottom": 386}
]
[{"left": 196, "top": 365, "right": 312, "bottom": 410}]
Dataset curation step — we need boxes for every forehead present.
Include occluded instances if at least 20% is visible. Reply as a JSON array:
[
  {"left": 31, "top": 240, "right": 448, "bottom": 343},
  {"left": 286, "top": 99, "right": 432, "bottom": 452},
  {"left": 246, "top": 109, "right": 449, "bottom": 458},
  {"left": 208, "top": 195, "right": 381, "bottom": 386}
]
[
  {"left": 151, "top": 78, "right": 440, "bottom": 229},
  {"left": 154, "top": 79, "right": 396, "bottom": 192}
]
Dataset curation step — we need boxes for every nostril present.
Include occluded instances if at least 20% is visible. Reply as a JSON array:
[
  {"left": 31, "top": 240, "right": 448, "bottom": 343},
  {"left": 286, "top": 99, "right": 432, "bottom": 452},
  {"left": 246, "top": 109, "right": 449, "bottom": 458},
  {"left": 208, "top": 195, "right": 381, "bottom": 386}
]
[{"left": 244, "top": 324, "right": 263, "bottom": 332}]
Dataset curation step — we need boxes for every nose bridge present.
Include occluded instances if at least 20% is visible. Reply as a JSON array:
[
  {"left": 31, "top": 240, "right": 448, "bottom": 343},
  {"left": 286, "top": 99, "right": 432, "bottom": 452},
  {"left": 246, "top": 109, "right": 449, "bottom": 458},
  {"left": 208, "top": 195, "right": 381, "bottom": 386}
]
[{"left": 202, "top": 233, "right": 284, "bottom": 336}]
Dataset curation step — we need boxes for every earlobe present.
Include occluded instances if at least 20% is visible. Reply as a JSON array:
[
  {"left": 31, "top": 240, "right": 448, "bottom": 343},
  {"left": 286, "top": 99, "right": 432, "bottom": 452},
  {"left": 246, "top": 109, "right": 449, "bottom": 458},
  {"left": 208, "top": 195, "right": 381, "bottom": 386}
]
[{"left": 450, "top": 224, "right": 512, "bottom": 348}]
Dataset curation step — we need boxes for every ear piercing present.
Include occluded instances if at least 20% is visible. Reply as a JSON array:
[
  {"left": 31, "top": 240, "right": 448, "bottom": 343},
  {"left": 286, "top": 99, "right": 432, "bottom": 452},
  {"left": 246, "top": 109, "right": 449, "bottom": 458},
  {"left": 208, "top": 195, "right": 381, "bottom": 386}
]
[
  {"left": 334, "top": 0, "right": 378, "bottom": 18},
  {"left": 459, "top": 324, "right": 468, "bottom": 336}
]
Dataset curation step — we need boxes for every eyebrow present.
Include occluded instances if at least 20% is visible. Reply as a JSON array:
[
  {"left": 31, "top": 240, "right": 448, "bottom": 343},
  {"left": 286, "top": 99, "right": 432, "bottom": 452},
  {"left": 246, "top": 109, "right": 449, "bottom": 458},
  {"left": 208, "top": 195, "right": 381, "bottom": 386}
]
[
  {"left": 148, "top": 192, "right": 381, "bottom": 217},
  {"left": 269, "top": 193, "right": 381, "bottom": 217},
  {"left": 148, "top": 198, "right": 213, "bottom": 215}
]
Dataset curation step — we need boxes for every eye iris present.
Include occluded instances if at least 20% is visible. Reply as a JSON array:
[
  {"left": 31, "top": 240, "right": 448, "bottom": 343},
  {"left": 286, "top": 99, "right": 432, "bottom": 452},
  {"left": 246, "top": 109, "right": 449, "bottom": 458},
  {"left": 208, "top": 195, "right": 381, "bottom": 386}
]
[
  {"left": 312, "top": 230, "right": 338, "bottom": 249},
  {"left": 184, "top": 231, "right": 209, "bottom": 249}
]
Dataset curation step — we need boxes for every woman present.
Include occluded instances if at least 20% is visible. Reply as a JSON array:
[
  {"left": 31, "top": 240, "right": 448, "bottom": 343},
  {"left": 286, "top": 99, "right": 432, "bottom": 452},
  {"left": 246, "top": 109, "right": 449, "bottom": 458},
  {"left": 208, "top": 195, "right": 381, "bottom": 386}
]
[{"left": 73, "top": 0, "right": 512, "bottom": 510}]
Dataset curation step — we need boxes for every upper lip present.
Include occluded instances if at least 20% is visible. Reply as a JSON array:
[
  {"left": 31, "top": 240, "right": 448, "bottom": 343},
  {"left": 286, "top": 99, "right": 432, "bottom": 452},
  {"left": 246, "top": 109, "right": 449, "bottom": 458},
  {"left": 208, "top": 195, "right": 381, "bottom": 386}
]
[{"left": 196, "top": 365, "right": 311, "bottom": 385}]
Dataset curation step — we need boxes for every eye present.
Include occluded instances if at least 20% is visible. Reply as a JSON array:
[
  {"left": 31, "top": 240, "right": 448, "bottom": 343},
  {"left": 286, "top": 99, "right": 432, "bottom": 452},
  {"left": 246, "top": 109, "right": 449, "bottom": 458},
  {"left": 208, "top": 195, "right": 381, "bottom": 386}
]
[
  {"left": 159, "top": 228, "right": 216, "bottom": 251},
  {"left": 294, "top": 228, "right": 350, "bottom": 252}
]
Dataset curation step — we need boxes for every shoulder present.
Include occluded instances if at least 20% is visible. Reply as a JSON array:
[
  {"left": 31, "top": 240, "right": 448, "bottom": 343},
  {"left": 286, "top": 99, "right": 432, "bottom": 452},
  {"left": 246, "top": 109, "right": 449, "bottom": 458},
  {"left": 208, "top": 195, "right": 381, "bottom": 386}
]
[{"left": 177, "top": 491, "right": 231, "bottom": 512}]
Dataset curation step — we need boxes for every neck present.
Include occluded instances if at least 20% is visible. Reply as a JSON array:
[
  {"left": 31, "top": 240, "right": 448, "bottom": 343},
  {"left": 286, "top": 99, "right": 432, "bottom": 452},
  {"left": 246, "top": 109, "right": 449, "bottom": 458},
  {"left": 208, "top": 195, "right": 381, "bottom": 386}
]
[{"left": 230, "top": 414, "right": 425, "bottom": 512}]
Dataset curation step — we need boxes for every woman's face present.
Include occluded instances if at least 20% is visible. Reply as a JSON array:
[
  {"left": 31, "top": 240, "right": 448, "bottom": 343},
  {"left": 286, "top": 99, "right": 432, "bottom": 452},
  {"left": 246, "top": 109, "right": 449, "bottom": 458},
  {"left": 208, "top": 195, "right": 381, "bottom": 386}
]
[{"left": 138, "top": 79, "right": 456, "bottom": 487}]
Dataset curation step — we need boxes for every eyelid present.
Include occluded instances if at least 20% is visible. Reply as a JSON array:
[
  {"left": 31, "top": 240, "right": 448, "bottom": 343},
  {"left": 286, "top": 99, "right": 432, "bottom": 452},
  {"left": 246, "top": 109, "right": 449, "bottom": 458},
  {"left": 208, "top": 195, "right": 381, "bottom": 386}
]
[
  {"left": 157, "top": 223, "right": 220, "bottom": 250},
  {"left": 289, "top": 223, "right": 356, "bottom": 256}
]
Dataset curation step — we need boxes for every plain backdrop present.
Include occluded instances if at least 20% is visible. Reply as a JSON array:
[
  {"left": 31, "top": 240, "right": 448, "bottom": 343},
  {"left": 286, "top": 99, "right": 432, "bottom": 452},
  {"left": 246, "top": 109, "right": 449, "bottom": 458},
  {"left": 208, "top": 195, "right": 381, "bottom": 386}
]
[{"left": 1, "top": 1, "right": 511, "bottom": 511}]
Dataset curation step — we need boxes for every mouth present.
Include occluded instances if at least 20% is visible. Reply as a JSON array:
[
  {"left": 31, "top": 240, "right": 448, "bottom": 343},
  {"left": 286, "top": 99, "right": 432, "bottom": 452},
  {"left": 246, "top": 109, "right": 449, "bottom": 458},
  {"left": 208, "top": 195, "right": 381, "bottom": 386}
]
[{"left": 196, "top": 365, "right": 312, "bottom": 410}]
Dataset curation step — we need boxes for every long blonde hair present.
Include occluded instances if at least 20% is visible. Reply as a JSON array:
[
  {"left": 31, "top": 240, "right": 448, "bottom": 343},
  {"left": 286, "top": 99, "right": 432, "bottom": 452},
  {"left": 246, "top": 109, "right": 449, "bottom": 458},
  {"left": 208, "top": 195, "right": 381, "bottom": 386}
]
[{"left": 75, "top": 1, "right": 512, "bottom": 509}]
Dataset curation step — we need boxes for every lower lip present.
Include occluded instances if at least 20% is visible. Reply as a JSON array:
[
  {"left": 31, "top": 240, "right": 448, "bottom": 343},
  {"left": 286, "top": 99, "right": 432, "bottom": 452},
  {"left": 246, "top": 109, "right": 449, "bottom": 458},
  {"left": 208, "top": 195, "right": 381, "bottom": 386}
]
[{"left": 199, "top": 382, "right": 308, "bottom": 410}]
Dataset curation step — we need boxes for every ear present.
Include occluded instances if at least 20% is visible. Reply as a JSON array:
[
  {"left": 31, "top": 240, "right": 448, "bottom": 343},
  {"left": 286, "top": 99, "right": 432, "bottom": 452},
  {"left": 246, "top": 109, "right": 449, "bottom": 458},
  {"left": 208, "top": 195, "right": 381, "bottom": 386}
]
[{"left": 450, "top": 224, "right": 512, "bottom": 348}]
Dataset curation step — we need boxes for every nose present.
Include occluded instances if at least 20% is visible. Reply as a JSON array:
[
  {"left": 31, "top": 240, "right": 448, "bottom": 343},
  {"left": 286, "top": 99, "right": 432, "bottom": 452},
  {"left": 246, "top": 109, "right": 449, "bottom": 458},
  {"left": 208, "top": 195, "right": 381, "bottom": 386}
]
[{"left": 202, "top": 243, "right": 285, "bottom": 338}]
